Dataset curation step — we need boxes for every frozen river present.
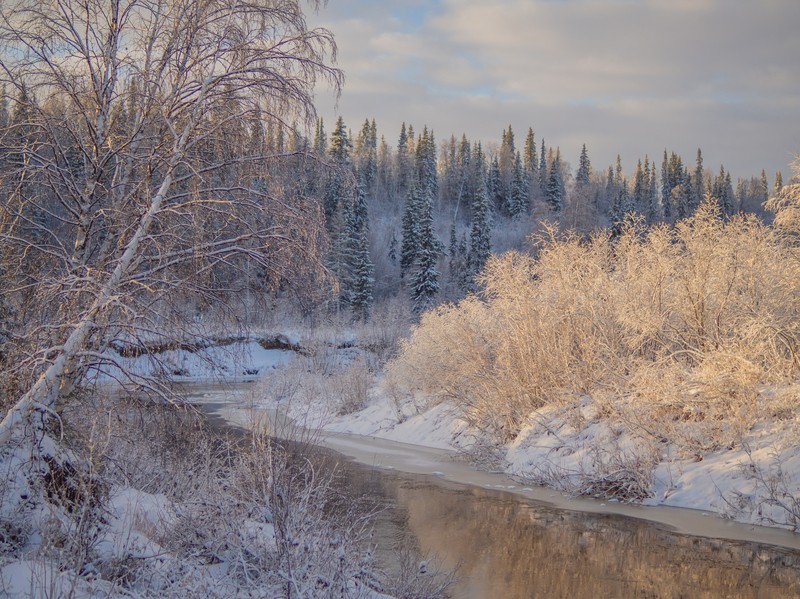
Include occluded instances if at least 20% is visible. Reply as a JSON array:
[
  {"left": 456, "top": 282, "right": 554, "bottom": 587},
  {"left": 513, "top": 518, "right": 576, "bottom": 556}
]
[{"left": 192, "top": 383, "right": 800, "bottom": 598}]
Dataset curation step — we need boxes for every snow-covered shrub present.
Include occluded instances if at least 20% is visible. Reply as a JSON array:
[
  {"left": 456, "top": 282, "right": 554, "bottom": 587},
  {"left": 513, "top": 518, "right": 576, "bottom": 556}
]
[
  {"left": 387, "top": 199, "right": 800, "bottom": 451},
  {"left": 332, "top": 356, "right": 372, "bottom": 416},
  {"left": 2, "top": 396, "right": 429, "bottom": 598}
]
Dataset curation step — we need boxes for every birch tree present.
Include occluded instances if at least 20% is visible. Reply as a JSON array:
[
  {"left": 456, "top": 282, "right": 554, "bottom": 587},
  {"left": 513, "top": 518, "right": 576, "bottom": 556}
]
[{"left": 0, "top": 0, "right": 342, "bottom": 443}]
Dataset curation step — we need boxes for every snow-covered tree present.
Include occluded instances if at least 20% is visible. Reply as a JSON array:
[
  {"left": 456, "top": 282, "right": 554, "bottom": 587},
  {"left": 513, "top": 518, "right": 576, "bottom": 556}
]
[
  {"left": 0, "top": 0, "right": 343, "bottom": 446},
  {"left": 330, "top": 116, "right": 352, "bottom": 164},
  {"left": 545, "top": 148, "right": 565, "bottom": 212},
  {"left": 775, "top": 171, "right": 784, "bottom": 196},
  {"left": 410, "top": 185, "right": 440, "bottom": 313},
  {"left": 576, "top": 143, "right": 591, "bottom": 188},
  {"left": 400, "top": 179, "right": 421, "bottom": 278},
  {"left": 469, "top": 165, "right": 492, "bottom": 276},
  {"left": 509, "top": 151, "right": 528, "bottom": 219}
]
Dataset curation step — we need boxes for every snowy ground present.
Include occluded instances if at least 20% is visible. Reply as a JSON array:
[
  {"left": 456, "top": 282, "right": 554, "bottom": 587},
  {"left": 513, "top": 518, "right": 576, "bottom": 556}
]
[
  {"left": 0, "top": 336, "right": 407, "bottom": 599},
  {"left": 136, "top": 335, "right": 800, "bottom": 544},
  {"left": 297, "top": 383, "right": 800, "bottom": 539},
  {"left": 253, "top": 356, "right": 800, "bottom": 547},
  {"left": 8, "top": 330, "right": 793, "bottom": 589}
]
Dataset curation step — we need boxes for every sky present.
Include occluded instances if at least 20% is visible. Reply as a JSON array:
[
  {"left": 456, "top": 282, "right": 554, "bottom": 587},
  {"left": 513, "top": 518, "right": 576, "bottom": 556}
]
[{"left": 309, "top": 0, "right": 800, "bottom": 183}]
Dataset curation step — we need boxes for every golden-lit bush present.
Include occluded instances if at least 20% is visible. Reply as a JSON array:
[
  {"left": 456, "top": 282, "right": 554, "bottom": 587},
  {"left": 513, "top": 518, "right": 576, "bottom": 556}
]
[{"left": 387, "top": 198, "right": 800, "bottom": 448}]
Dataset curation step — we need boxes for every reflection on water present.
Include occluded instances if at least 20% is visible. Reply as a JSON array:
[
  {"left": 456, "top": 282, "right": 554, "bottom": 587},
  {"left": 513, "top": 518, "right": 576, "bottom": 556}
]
[
  {"left": 340, "top": 457, "right": 800, "bottom": 599},
  {"left": 196, "top": 395, "right": 800, "bottom": 599}
]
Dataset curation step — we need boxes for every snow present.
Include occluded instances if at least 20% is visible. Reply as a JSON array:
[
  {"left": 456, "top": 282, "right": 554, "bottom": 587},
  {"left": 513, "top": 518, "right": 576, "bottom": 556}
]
[
  {"left": 0, "top": 560, "right": 117, "bottom": 598},
  {"left": 325, "top": 400, "right": 467, "bottom": 451},
  {"left": 4, "top": 331, "right": 800, "bottom": 597},
  {"left": 97, "top": 338, "right": 296, "bottom": 384},
  {"left": 123, "top": 334, "right": 800, "bottom": 541}
]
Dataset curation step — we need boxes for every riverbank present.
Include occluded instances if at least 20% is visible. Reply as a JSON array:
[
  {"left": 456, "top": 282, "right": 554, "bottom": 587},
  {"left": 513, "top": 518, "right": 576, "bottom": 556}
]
[
  {"left": 195, "top": 386, "right": 800, "bottom": 553},
  {"left": 193, "top": 395, "right": 800, "bottom": 599},
  {"left": 97, "top": 332, "right": 800, "bottom": 543}
]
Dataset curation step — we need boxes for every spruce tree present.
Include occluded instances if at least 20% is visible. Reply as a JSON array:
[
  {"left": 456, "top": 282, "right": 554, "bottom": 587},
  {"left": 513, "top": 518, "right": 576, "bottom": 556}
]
[
  {"left": 522, "top": 128, "right": 537, "bottom": 203},
  {"left": 671, "top": 183, "right": 689, "bottom": 221},
  {"left": 456, "top": 134, "right": 472, "bottom": 209},
  {"left": 469, "top": 166, "right": 492, "bottom": 276},
  {"left": 760, "top": 169, "right": 769, "bottom": 203},
  {"left": 633, "top": 159, "right": 646, "bottom": 213},
  {"left": 610, "top": 178, "right": 629, "bottom": 237},
  {"left": 538, "top": 138, "right": 548, "bottom": 190},
  {"left": 340, "top": 182, "right": 374, "bottom": 318},
  {"left": 324, "top": 170, "right": 343, "bottom": 227},
  {"left": 692, "top": 148, "right": 704, "bottom": 212},
  {"left": 350, "top": 230, "right": 375, "bottom": 321},
  {"left": 355, "top": 118, "right": 377, "bottom": 190},
  {"left": 488, "top": 156, "right": 503, "bottom": 212},
  {"left": 545, "top": 149, "right": 564, "bottom": 212},
  {"left": 397, "top": 122, "right": 411, "bottom": 196},
  {"left": 646, "top": 158, "right": 659, "bottom": 223},
  {"left": 775, "top": 171, "right": 784, "bottom": 196},
  {"left": 410, "top": 184, "right": 440, "bottom": 313},
  {"left": 523, "top": 127, "right": 537, "bottom": 179},
  {"left": 509, "top": 151, "right": 527, "bottom": 218},
  {"left": 576, "top": 144, "right": 591, "bottom": 187},
  {"left": 400, "top": 179, "right": 421, "bottom": 278},
  {"left": 447, "top": 223, "right": 469, "bottom": 296},
  {"left": 329, "top": 116, "right": 351, "bottom": 163},
  {"left": 661, "top": 150, "right": 671, "bottom": 218}
]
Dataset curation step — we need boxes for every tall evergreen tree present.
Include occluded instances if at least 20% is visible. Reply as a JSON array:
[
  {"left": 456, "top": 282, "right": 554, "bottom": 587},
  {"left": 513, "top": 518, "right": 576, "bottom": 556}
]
[
  {"left": 329, "top": 116, "right": 351, "bottom": 163},
  {"left": 646, "top": 158, "right": 659, "bottom": 223},
  {"left": 355, "top": 118, "right": 377, "bottom": 190},
  {"left": 760, "top": 169, "right": 769, "bottom": 203},
  {"left": 576, "top": 143, "right": 591, "bottom": 187},
  {"left": 660, "top": 151, "right": 672, "bottom": 220},
  {"left": 509, "top": 151, "right": 527, "bottom": 218},
  {"left": 340, "top": 181, "right": 374, "bottom": 319},
  {"left": 523, "top": 127, "right": 537, "bottom": 178},
  {"left": 417, "top": 126, "right": 438, "bottom": 198},
  {"left": 633, "top": 159, "right": 646, "bottom": 213},
  {"left": 397, "top": 122, "right": 412, "bottom": 196},
  {"left": 488, "top": 156, "right": 503, "bottom": 212},
  {"left": 712, "top": 165, "right": 734, "bottom": 214},
  {"left": 349, "top": 230, "right": 375, "bottom": 321},
  {"left": 692, "top": 148, "right": 704, "bottom": 212},
  {"left": 538, "top": 138, "right": 548, "bottom": 190},
  {"left": 324, "top": 170, "right": 343, "bottom": 227},
  {"left": 410, "top": 184, "right": 440, "bottom": 313},
  {"left": 670, "top": 183, "right": 689, "bottom": 222},
  {"left": 610, "top": 178, "right": 629, "bottom": 237},
  {"left": 400, "top": 179, "right": 421, "bottom": 278},
  {"left": 469, "top": 165, "right": 492, "bottom": 277},
  {"left": 545, "top": 148, "right": 564, "bottom": 211},
  {"left": 522, "top": 127, "right": 537, "bottom": 204}
]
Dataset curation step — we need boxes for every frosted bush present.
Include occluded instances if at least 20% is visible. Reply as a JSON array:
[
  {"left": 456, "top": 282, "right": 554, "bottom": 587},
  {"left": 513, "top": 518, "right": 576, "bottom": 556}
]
[{"left": 388, "top": 199, "right": 800, "bottom": 449}]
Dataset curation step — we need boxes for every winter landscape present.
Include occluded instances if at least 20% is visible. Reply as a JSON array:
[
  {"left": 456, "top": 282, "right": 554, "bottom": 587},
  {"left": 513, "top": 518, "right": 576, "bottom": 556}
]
[{"left": 1, "top": 0, "right": 799, "bottom": 597}]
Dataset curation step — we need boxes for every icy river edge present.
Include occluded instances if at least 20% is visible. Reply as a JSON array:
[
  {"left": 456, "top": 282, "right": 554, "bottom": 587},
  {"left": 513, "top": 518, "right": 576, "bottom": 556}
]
[{"left": 188, "top": 381, "right": 800, "bottom": 553}]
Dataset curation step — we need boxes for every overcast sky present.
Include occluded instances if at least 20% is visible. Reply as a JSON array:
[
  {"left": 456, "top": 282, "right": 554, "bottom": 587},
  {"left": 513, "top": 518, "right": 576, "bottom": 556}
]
[{"left": 310, "top": 0, "right": 800, "bottom": 183}]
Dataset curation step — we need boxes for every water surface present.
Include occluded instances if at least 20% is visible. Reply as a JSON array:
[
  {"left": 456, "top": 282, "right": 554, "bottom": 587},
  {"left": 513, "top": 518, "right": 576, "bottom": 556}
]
[{"left": 194, "top": 385, "right": 800, "bottom": 598}]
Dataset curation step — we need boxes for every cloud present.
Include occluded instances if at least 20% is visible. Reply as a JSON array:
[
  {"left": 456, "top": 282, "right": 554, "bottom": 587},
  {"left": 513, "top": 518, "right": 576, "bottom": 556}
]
[{"left": 311, "top": 0, "right": 800, "bottom": 178}]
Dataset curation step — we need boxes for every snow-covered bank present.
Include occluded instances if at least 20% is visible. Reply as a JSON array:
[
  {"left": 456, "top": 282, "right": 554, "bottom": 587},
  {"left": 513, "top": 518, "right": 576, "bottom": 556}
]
[
  {"left": 197, "top": 388, "right": 800, "bottom": 553},
  {"left": 1, "top": 334, "right": 426, "bottom": 599},
  {"left": 88, "top": 334, "right": 800, "bottom": 545},
  {"left": 312, "top": 389, "right": 800, "bottom": 534},
  {"left": 98, "top": 335, "right": 300, "bottom": 383}
]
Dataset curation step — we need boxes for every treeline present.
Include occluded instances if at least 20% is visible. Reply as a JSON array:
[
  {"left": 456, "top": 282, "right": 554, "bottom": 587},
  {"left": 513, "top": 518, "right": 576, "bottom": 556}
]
[
  {"left": 307, "top": 115, "right": 787, "bottom": 317},
  {"left": 0, "top": 79, "right": 786, "bottom": 327}
]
